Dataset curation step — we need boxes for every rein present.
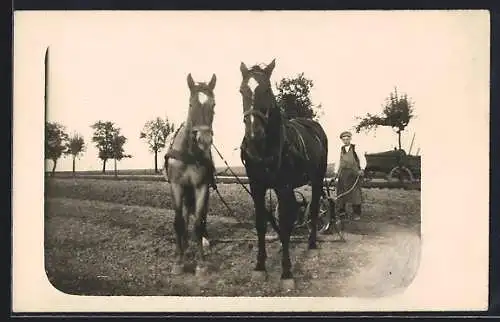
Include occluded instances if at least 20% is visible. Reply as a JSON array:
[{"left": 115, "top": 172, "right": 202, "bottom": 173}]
[
  {"left": 243, "top": 109, "right": 269, "bottom": 124},
  {"left": 213, "top": 142, "right": 281, "bottom": 237},
  {"left": 333, "top": 173, "right": 362, "bottom": 201}
]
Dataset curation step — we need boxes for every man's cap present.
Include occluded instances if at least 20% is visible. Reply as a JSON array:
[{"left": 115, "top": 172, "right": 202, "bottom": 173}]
[{"left": 339, "top": 131, "right": 352, "bottom": 139}]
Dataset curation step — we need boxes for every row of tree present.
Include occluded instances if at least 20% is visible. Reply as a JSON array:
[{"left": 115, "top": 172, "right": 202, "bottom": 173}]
[
  {"left": 45, "top": 118, "right": 176, "bottom": 176},
  {"left": 45, "top": 73, "right": 415, "bottom": 175},
  {"left": 45, "top": 122, "right": 85, "bottom": 175}
]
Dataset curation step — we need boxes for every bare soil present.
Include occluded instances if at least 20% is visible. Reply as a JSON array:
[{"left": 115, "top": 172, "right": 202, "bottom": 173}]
[{"left": 44, "top": 178, "right": 421, "bottom": 297}]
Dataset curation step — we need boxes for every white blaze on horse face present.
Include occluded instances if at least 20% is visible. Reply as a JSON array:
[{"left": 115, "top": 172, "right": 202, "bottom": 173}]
[
  {"left": 247, "top": 77, "right": 258, "bottom": 99},
  {"left": 198, "top": 92, "right": 209, "bottom": 104}
]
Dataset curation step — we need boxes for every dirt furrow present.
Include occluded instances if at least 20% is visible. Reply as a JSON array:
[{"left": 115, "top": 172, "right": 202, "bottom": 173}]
[{"left": 45, "top": 197, "right": 420, "bottom": 297}]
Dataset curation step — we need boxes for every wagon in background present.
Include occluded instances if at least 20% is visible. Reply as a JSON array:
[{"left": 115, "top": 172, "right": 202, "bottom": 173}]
[{"left": 364, "top": 148, "right": 421, "bottom": 182}]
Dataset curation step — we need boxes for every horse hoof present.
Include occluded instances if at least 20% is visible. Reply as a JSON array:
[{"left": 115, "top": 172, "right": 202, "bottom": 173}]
[
  {"left": 202, "top": 237, "right": 210, "bottom": 248},
  {"left": 195, "top": 265, "right": 209, "bottom": 277},
  {"left": 265, "top": 233, "right": 279, "bottom": 242},
  {"left": 308, "top": 243, "right": 319, "bottom": 250},
  {"left": 280, "top": 278, "right": 296, "bottom": 291},
  {"left": 171, "top": 264, "right": 184, "bottom": 275},
  {"left": 251, "top": 270, "right": 268, "bottom": 282}
]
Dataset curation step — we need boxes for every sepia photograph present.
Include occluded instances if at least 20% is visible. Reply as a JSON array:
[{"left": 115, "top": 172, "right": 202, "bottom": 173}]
[{"left": 13, "top": 10, "right": 489, "bottom": 312}]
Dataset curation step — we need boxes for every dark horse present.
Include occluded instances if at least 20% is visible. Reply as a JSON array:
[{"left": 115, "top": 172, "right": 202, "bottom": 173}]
[
  {"left": 164, "top": 73, "right": 217, "bottom": 276},
  {"left": 239, "top": 59, "right": 328, "bottom": 290}
]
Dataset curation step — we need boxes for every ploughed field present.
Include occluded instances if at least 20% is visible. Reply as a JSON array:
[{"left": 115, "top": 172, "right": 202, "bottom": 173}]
[{"left": 45, "top": 177, "right": 421, "bottom": 297}]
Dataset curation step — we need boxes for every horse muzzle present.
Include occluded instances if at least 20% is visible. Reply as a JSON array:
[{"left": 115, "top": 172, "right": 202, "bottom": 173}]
[{"left": 196, "top": 130, "right": 213, "bottom": 151}]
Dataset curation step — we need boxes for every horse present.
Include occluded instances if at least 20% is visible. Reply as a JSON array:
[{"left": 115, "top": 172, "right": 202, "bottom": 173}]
[
  {"left": 163, "top": 73, "right": 217, "bottom": 277},
  {"left": 238, "top": 59, "right": 329, "bottom": 290}
]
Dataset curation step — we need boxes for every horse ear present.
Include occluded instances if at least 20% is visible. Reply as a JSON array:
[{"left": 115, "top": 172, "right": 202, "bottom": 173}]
[
  {"left": 187, "top": 73, "right": 195, "bottom": 90},
  {"left": 240, "top": 62, "right": 249, "bottom": 76},
  {"left": 265, "top": 58, "right": 276, "bottom": 76},
  {"left": 208, "top": 74, "right": 217, "bottom": 90}
]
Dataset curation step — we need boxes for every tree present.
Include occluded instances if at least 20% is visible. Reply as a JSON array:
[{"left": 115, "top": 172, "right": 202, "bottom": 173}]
[
  {"left": 355, "top": 87, "right": 415, "bottom": 150},
  {"left": 65, "top": 133, "right": 86, "bottom": 175},
  {"left": 45, "top": 122, "right": 69, "bottom": 176},
  {"left": 91, "top": 121, "right": 130, "bottom": 173},
  {"left": 140, "top": 117, "right": 175, "bottom": 173},
  {"left": 275, "top": 73, "right": 323, "bottom": 120},
  {"left": 111, "top": 133, "right": 132, "bottom": 177}
]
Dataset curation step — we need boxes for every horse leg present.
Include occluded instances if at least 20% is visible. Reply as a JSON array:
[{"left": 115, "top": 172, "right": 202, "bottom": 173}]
[
  {"left": 277, "top": 188, "right": 296, "bottom": 290},
  {"left": 201, "top": 210, "right": 209, "bottom": 243},
  {"left": 250, "top": 183, "right": 268, "bottom": 281},
  {"left": 184, "top": 185, "right": 198, "bottom": 252},
  {"left": 193, "top": 184, "right": 210, "bottom": 277},
  {"left": 308, "top": 180, "right": 322, "bottom": 250},
  {"left": 199, "top": 197, "right": 210, "bottom": 248},
  {"left": 182, "top": 196, "right": 192, "bottom": 254},
  {"left": 171, "top": 183, "right": 186, "bottom": 275}
]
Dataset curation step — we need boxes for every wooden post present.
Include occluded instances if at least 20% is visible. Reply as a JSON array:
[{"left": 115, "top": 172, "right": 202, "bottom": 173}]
[
  {"left": 44, "top": 47, "right": 49, "bottom": 112},
  {"left": 408, "top": 133, "right": 416, "bottom": 155},
  {"left": 44, "top": 47, "right": 49, "bottom": 173}
]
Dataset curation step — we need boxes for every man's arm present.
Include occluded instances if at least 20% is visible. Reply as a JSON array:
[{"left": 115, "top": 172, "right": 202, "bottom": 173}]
[
  {"left": 354, "top": 146, "right": 366, "bottom": 177},
  {"left": 358, "top": 146, "right": 367, "bottom": 170}
]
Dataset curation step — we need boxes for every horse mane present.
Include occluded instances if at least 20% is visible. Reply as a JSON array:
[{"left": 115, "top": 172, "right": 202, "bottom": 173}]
[
  {"left": 192, "top": 82, "right": 211, "bottom": 91},
  {"left": 249, "top": 64, "right": 267, "bottom": 72}
]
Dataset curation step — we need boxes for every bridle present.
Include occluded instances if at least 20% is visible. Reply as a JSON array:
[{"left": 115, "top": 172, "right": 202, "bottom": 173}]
[
  {"left": 189, "top": 93, "right": 215, "bottom": 137},
  {"left": 189, "top": 124, "right": 214, "bottom": 155},
  {"left": 188, "top": 95, "right": 215, "bottom": 153},
  {"left": 241, "top": 69, "right": 274, "bottom": 126},
  {"left": 240, "top": 81, "right": 285, "bottom": 171},
  {"left": 243, "top": 107, "right": 270, "bottom": 125},
  {"left": 191, "top": 124, "right": 213, "bottom": 135}
]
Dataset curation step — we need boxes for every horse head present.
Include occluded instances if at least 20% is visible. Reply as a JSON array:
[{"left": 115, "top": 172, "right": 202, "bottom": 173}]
[
  {"left": 186, "top": 73, "right": 217, "bottom": 152},
  {"left": 239, "top": 59, "right": 277, "bottom": 143}
]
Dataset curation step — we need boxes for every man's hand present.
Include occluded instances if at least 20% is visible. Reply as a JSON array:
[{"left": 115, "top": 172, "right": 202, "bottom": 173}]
[{"left": 358, "top": 169, "right": 364, "bottom": 176}]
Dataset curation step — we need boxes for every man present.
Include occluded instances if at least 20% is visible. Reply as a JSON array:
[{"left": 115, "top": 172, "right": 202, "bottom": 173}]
[{"left": 334, "top": 131, "right": 366, "bottom": 221}]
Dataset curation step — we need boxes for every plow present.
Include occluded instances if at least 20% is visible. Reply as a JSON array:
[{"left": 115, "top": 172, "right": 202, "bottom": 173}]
[{"left": 210, "top": 144, "right": 362, "bottom": 244}]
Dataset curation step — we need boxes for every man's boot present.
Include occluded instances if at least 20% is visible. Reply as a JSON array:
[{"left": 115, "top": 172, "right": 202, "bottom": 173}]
[
  {"left": 352, "top": 204, "right": 361, "bottom": 221},
  {"left": 338, "top": 203, "right": 347, "bottom": 220}
]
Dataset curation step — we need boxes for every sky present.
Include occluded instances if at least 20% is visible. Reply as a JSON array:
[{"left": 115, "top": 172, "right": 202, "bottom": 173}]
[{"left": 14, "top": 10, "right": 489, "bottom": 171}]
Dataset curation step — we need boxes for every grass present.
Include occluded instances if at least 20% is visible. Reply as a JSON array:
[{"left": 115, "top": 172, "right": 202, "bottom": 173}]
[
  {"left": 50, "top": 163, "right": 338, "bottom": 178},
  {"left": 51, "top": 166, "right": 247, "bottom": 176},
  {"left": 44, "top": 178, "right": 421, "bottom": 297},
  {"left": 48, "top": 171, "right": 421, "bottom": 190}
]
